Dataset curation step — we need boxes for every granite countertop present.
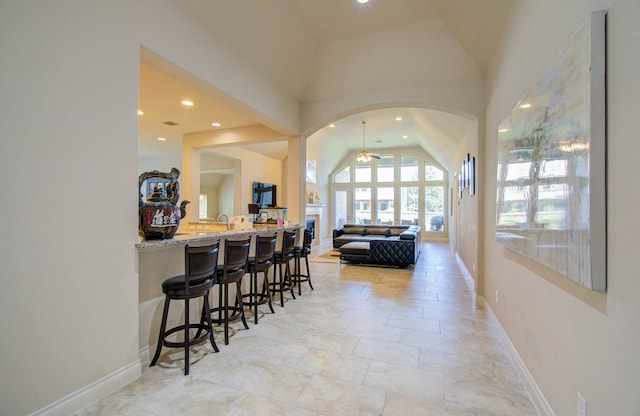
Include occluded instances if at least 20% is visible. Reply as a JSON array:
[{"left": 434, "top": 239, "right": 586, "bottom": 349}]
[{"left": 136, "top": 224, "right": 303, "bottom": 250}]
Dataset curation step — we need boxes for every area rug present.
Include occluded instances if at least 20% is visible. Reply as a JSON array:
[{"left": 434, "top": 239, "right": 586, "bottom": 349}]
[{"left": 310, "top": 249, "right": 341, "bottom": 263}]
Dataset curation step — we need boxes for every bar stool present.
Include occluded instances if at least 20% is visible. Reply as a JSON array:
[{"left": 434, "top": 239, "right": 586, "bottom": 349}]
[
  {"left": 269, "top": 230, "right": 296, "bottom": 307},
  {"left": 210, "top": 237, "right": 251, "bottom": 345},
  {"left": 291, "top": 228, "right": 314, "bottom": 296},
  {"left": 241, "top": 233, "right": 277, "bottom": 324},
  {"left": 150, "top": 241, "right": 220, "bottom": 375}
]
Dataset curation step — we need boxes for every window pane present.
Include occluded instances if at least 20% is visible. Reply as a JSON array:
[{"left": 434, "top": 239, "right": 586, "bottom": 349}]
[
  {"left": 334, "top": 166, "right": 350, "bottom": 183},
  {"left": 539, "top": 159, "right": 568, "bottom": 178},
  {"left": 334, "top": 190, "right": 348, "bottom": 228},
  {"left": 401, "top": 156, "right": 418, "bottom": 181},
  {"left": 354, "top": 187, "right": 371, "bottom": 224},
  {"left": 497, "top": 185, "right": 529, "bottom": 226},
  {"left": 355, "top": 161, "right": 371, "bottom": 183},
  {"left": 425, "top": 186, "right": 445, "bottom": 231},
  {"left": 376, "top": 187, "right": 394, "bottom": 224},
  {"left": 199, "top": 194, "right": 207, "bottom": 219},
  {"left": 377, "top": 155, "right": 394, "bottom": 182},
  {"left": 505, "top": 162, "right": 531, "bottom": 181},
  {"left": 400, "top": 187, "right": 418, "bottom": 225},
  {"left": 534, "top": 183, "right": 569, "bottom": 229},
  {"left": 425, "top": 163, "right": 444, "bottom": 181}
]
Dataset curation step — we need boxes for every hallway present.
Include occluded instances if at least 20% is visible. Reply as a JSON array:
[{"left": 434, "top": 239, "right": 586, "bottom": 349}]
[{"left": 78, "top": 241, "right": 536, "bottom": 415}]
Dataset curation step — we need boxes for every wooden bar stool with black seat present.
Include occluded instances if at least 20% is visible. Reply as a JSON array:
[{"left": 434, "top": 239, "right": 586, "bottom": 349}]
[
  {"left": 150, "top": 241, "right": 220, "bottom": 375},
  {"left": 269, "top": 230, "right": 296, "bottom": 307},
  {"left": 241, "top": 233, "right": 277, "bottom": 324},
  {"left": 210, "top": 237, "right": 251, "bottom": 345},
  {"left": 291, "top": 228, "right": 314, "bottom": 296}
]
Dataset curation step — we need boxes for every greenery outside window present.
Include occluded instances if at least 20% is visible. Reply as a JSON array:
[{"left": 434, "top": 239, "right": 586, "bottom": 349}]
[
  {"left": 425, "top": 186, "right": 444, "bottom": 231},
  {"left": 400, "top": 186, "right": 418, "bottom": 225}
]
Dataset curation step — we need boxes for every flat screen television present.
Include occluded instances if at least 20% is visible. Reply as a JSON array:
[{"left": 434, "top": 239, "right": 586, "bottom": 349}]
[{"left": 252, "top": 181, "right": 277, "bottom": 208}]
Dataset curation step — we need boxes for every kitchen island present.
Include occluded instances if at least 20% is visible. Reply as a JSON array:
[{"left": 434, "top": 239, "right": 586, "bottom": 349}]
[{"left": 136, "top": 224, "right": 304, "bottom": 364}]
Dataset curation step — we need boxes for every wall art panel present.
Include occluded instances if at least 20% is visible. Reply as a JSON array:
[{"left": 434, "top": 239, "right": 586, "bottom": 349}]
[{"left": 495, "top": 11, "right": 606, "bottom": 291}]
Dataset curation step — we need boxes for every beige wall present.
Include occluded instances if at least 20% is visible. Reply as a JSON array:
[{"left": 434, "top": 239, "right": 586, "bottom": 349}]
[
  {"left": 0, "top": 2, "right": 140, "bottom": 415},
  {"left": 483, "top": 0, "right": 640, "bottom": 414},
  {"left": 301, "top": 18, "right": 485, "bottom": 134},
  {"left": 0, "top": 1, "right": 299, "bottom": 415}
]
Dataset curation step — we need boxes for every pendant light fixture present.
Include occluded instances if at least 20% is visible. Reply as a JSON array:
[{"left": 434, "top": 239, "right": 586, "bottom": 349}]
[{"left": 356, "top": 121, "right": 380, "bottom": 162}]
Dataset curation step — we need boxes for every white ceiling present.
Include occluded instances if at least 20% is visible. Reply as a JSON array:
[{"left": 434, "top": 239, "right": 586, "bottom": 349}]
[{"left": 138, "top": 0, "right": 512, "bottom": 170}]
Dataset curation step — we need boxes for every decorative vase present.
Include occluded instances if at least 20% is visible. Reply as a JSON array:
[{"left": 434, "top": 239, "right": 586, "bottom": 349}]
[{"left": 138, "top": 168, "right": 189, "bottom": 240}]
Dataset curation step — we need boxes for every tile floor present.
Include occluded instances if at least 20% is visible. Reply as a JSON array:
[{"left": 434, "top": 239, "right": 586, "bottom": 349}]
[{"left": 77, "top": 241, "right": 537, "bottom": 415}]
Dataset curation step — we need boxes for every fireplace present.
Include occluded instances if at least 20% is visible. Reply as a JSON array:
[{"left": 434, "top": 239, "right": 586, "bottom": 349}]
[{"left": 305, "top": 204, "right": 323, "bottom": 245}]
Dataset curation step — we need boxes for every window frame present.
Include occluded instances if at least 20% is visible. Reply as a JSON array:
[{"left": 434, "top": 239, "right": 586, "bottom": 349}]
[{"left": 331, "top": 153, "right": 448, "bottom": 233}]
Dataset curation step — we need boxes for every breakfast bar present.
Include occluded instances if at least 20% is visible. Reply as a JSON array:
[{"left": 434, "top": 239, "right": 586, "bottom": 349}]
[{"left": 136, "top": 224, "right": 304, "bottom": 362}]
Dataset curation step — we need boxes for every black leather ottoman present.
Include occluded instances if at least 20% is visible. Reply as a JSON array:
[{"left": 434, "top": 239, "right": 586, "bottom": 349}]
[{"left": 339, "top": 241, "right": 370, "bottom": 263}]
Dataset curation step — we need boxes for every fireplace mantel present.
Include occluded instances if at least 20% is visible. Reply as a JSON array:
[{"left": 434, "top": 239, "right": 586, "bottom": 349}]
[{"left": 306, "top": 204, "right": 324, "bottom": 215}]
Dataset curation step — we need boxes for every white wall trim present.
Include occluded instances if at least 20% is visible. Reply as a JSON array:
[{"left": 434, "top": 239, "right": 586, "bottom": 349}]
[
  {"left": 139, "top": 346, "right": 151, "bottom": 367},
  {"left": 483, "top": 301, "right": 555, "bottom": 416},
  {"left": 455, "top": 252, "right": 476, "bottom": 293},
  {"left": 29, "top": 360, "right": 141, "bottom": 416}
]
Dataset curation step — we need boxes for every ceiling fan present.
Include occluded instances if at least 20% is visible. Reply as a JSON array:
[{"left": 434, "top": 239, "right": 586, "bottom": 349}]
[{"left": 356, "top": 121, "right": 380, "bottom": 162}]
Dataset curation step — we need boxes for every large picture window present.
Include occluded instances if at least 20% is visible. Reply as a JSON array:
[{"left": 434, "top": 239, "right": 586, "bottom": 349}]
[{"left": 332, "top": 153, "right": 447, "bottom": 232}]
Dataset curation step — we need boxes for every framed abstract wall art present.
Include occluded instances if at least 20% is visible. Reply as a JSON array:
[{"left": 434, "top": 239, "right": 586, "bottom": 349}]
[{"left": 495, "top": 11, "right": 607, "bottom": 291}]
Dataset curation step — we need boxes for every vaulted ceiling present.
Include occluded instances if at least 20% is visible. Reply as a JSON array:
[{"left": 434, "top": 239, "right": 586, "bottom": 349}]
[{"left": 139, "top": 0, "right": 513, "bottom": 172}]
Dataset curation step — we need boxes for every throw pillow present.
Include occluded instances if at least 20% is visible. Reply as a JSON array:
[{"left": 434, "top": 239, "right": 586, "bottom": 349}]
[
  {"left": 388, "top": 227, "right": 406, "bottom": 236},
  {"left": 343, "top": 226, "right": 366, "bottom": 235},
  {"left": 366, "top": 227, "right": 389, "bottom": 236}
]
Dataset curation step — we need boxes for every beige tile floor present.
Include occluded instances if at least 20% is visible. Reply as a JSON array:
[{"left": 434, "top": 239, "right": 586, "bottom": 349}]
[{"left": 77, "top": 241, "right": 537, "bottom": 415}]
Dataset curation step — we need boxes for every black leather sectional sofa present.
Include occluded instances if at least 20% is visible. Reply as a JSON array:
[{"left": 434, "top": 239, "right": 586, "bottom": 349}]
[{"left": 333, "top": 224, "right": 421, "bottom": 267}]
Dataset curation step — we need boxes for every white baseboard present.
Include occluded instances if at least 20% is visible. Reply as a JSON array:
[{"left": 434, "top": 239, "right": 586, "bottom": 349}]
[
  {"left": 455, "top": 252, "right": 476, "bottom": 294},
  {"left": 29, "top": 360, "right": 141, "bottom": 416},
  {"left": 483, "top": 300, "right": 555, "bottom": 416},
  {"left": 139, "top": 346, "right": 151, "bottom": 367}
]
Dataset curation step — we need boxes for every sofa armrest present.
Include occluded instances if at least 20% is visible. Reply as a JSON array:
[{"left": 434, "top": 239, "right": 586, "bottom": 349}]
[
  {"left": 399, "top": 231, "right": 415, "bottom": 240},
  {"left": 399, "top": 225, "right": 421, "bottom": 240},
  {"left": 333, "top": 228, "right": 344, "bottom": 238}
]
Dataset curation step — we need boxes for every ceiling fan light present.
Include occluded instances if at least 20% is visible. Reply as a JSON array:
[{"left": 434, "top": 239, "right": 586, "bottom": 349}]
[{"left": 356, "top": 120, "right": 375, "bottom": 163}]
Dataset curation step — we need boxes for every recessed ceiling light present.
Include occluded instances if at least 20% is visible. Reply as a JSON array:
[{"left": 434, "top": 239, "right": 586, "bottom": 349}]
[
  {"left": 157, "top": 137, "right": 167, "bottom": 141},
  {"left": 519, "top": 103, "right": 532, "bottom": 109},
  {"left": 211, "top": 122, "right": 221, "bottom": 127},
  {"left": 181, "top": 100, "right": 194, "bottom": 106},
  {"left": 357, "top": 0, "right": 369, "bottom": 3},
  {"left": 402, "top": 135, "right": 408, "bottom": 139},
  {"left": 137, "top": 110, "right": 144, "bottom": 115},
  {"left": 395, "top": 116, "right": 403, "bottom": 121},
  {"left": 329, "top": 124, "right": 336, "bottom": 128}
]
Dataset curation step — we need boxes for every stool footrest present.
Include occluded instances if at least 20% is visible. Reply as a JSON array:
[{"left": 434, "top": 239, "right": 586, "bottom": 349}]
[
  {"left": 268, "top": 281, "right": 293, "bottom": 292},
  {"left": 162, "top": 323, "right": 213, "bottom": 349},
  {"left": 290, "top": 274, "right": 310, "bottom": 283},
  {"left": 241, "top": 292, "right": 271, "bottom": 307},
  {"left": 210, "top": 306, "right": 244, "bottom": 324}
]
